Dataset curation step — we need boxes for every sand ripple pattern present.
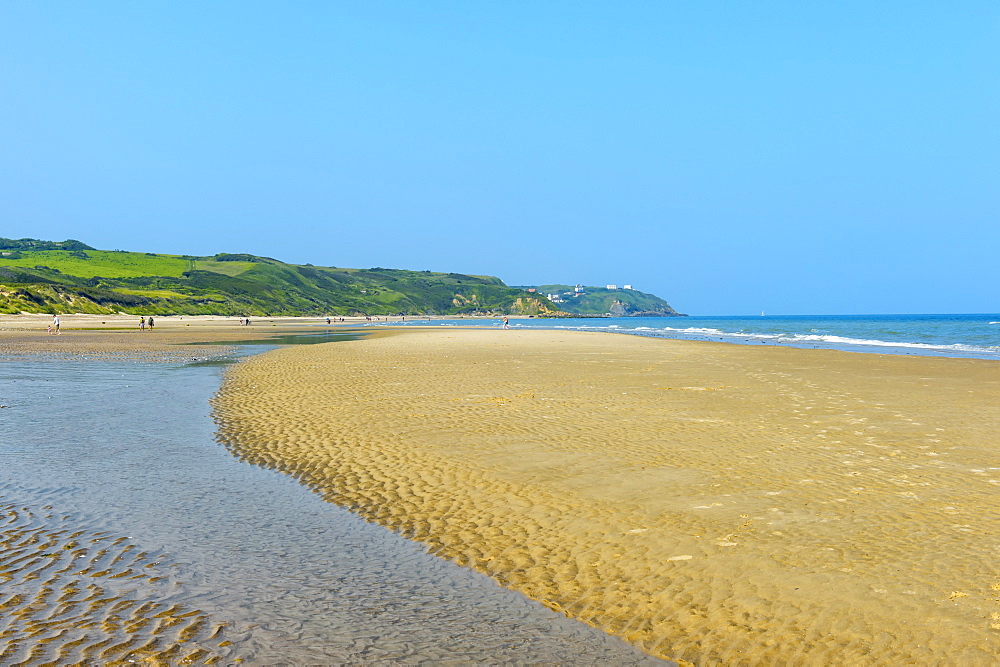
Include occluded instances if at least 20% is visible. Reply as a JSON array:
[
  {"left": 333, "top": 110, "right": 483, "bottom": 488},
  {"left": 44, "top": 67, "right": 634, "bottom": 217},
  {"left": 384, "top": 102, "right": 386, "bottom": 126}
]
[
  {"left": 0, "top": 485, "right": 243, "bottom": 664},
  {"left": 212, "top": 329, "right": 1000, "bottom": 663}
]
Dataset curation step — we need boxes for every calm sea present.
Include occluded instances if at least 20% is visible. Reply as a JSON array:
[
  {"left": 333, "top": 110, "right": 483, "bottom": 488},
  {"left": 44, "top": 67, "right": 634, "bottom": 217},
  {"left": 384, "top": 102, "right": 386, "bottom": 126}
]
[{"left": 368, "top": 314, "right": 1000, "bottom": 360}]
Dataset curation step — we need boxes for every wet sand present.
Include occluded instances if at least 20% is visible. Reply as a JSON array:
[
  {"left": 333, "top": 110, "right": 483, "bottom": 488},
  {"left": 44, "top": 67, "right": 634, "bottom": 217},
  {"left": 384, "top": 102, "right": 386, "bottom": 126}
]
[
  {"left": 1, "top": 321, "right": 658, "bottom": 663},
  {"left": 0, "top": 487, "right": 238, "bottom": 664},
  {"left": 0, "top": 313, "right": 344, "bottom": 362},
  {"left": 213, "top": 328, "right": 1000, "bottom": 663}
]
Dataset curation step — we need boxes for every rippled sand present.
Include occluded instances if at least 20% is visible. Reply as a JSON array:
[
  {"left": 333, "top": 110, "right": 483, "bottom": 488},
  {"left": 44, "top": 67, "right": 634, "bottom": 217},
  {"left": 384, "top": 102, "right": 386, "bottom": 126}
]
[
  {"left": 3, "top": 324, "right": 658, "bottom": 663},
  {"left": 212, "top": 328, "right": 1000, "bottom": 663},
  {"left": 0, "top": 485, "right": 246, "bottom": 664}
]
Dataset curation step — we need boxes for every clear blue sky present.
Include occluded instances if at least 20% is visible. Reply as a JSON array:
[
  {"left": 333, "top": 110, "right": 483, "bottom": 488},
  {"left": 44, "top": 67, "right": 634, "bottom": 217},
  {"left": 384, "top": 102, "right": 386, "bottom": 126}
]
[{"left": 2, "top": 2, "right": 997, "bottom": 315}]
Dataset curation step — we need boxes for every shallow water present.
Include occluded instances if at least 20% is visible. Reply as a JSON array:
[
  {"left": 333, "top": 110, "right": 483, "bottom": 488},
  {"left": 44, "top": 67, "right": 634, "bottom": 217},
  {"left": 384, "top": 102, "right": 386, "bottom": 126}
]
[
  {"left": 0, "top": 353, "right": 661, "bottom": 663},
  {"left": 188, "top": 328, "right": 367, "bottom": 347}
]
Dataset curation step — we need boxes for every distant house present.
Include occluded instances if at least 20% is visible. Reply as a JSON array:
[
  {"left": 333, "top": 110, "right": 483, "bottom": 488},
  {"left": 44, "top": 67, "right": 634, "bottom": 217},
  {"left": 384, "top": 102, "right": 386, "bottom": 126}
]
[
  {"left": 547, "top": 293, "right": 563, "bottom": 303},
  {"left": 574, "top": 284, "right": 584, "bottom": 293},
  {"left": 526, "top": 288, "right": 536, "bottom": 293},
  {"left": 623, "top": 284, "right": 633, "bottom": 290},
  {"left": 606, "top": 284, "right": 618, "bottom": 290}
]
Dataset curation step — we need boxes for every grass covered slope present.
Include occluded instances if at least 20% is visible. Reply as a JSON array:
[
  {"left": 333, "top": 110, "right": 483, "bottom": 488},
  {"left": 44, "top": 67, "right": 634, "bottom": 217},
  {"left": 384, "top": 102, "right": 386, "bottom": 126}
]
[{"left": 0, "top": 238, "right": 555, "bottom": 317}]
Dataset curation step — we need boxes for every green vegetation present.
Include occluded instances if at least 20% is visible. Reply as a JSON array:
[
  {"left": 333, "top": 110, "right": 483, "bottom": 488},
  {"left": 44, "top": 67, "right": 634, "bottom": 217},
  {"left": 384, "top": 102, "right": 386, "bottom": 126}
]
[
  {"left": 0, "top": 239, "right": 557, "bottom": 316},
  {"left": 0, "top": 249, "right": 191, "bottom": 279},
  {"left": 0, "top": 237, "right": 94, "bottom": 252},
  {"left": 519, "top": 284, "right": 685, "bottom": 317}
]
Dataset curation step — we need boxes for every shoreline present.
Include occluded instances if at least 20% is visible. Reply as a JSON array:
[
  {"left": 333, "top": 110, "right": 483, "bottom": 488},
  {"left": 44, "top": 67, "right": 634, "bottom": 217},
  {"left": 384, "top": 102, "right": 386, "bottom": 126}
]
[
  {"left": 0, "top": 314, "right": 355, "bottom": 362},
  {"left": 356, "top": 314, "right": 1000, "bottom": 362},
  {"left": 1, "top": 329, "right": 658, "bottom": 663},
  {"left": 0, "top": 314, "right": 491, "bottom": 361},
  {"left": 4, "top": 311, "right": 996, "bottom": 363},
  {"left": 213, "top": 328, "right": 1000, "bottom": 663},
  {"left": 0, "top": 312, "right": 505, "bottom": 331}
]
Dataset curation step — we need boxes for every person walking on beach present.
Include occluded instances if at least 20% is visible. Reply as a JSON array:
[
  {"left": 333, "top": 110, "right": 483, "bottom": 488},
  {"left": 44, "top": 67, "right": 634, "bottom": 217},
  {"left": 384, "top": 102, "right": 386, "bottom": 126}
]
[
  {"left": 502, "top": 316, "right": 510, "bottom": 329},
  {"left": 52, "top": 314, "right": 61, "bottom": 335},
  {"left": 139, "top": 317, "right": 145, "bottom": 331},
  {"left": 147, "top": 316, "right": 154, "bottom": 331}
]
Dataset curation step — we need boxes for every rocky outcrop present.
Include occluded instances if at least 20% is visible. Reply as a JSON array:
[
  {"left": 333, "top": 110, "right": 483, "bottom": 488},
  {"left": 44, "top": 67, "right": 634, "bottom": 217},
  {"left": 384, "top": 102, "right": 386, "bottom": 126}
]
[{"left": 510, "top": 297, "right": 557, "bottom": 316}]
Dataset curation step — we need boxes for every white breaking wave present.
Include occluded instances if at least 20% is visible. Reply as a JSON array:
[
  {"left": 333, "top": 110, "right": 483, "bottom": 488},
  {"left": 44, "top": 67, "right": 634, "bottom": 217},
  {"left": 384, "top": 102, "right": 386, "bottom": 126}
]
[
  {"left": 552, "top": 323, "right": 999, "bottom": 356},
  {"left": 779, "top": 333, "right": 996, "bottom": 353}
]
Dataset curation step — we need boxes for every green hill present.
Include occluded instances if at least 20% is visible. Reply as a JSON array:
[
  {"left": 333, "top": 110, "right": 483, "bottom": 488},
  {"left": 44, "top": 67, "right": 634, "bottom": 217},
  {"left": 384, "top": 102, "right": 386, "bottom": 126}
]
[
  {"left": 0, "top": 238, "right": 555, "bottom": 317},
  {"left": 520, "top": 284, "right": 685, "bottom": 317}
]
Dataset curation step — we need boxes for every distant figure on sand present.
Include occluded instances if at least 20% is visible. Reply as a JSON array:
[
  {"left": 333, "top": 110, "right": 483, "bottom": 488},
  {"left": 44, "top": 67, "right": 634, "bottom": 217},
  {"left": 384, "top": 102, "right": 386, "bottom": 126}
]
[
  {"left": 139, "top": 317, "right": 145, "bottom": 331},
  {"left": 147, "top": 316, "right": 154, "bottom": 331},
  {"left": 52, "top": 314, "right": 61, "bottom": 335},
  {"left": 502, "top": 317, "right": 510, "bottom": 329},
  {"left": 326, "top": 317, "right": 331, "bottom": 325}
]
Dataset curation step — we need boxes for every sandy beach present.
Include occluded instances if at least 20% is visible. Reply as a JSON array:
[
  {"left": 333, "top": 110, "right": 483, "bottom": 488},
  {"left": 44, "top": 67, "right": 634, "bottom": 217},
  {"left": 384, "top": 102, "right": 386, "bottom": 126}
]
[
  {"left": 1, "top": 316, "right": 660, "bottom": 664},
  {"left": 212, "top": 327, "right": 1000, "bottom": 663}
]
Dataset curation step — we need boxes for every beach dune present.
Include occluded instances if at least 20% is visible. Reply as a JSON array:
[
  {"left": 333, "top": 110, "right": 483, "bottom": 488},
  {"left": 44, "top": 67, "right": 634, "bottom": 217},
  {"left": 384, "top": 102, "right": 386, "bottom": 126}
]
[{"left": 212, "top": 328, "right": 1000, "bottom": 663}]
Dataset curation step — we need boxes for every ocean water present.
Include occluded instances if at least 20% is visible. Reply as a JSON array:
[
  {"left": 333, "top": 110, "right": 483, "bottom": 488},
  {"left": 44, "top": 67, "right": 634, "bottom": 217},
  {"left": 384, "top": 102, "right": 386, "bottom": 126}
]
[{"left": 368, "top": 313, "right": 1000, "bottom": 360}]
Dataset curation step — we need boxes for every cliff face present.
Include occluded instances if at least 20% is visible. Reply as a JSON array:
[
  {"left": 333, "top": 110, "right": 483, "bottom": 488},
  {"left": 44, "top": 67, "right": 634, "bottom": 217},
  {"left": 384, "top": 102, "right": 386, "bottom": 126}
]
[
  {"left": 0, "top": 284, "right": 152, "bottom": 315},
  {"left": 510, "top": 297, "right": 558, "bottom": 316}
]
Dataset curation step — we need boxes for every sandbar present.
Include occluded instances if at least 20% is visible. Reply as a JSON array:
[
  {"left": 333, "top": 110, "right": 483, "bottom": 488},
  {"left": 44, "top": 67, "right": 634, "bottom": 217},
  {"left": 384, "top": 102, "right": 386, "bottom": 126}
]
[
  {"left": 213, "top": 328, "right": 1000, "bottom": 663},
  {"left": 2, "top": 318, "right": 660, "bottom": 663}
]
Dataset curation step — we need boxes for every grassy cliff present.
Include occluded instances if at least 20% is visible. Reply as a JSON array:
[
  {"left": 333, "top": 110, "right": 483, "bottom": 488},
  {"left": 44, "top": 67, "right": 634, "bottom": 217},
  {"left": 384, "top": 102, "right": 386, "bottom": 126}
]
[{"left": 0, "top": 238, "right": 555, "bottom": 317}]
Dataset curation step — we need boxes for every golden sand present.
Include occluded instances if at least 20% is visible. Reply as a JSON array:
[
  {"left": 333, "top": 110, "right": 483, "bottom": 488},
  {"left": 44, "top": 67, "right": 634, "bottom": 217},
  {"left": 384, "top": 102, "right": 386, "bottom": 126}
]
[{"left": 213, "top": 328, "right": 1000, "bottom": 663}]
